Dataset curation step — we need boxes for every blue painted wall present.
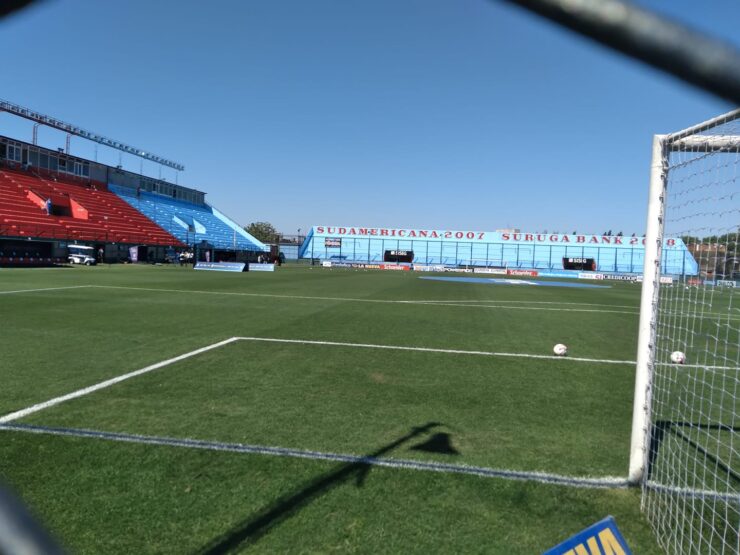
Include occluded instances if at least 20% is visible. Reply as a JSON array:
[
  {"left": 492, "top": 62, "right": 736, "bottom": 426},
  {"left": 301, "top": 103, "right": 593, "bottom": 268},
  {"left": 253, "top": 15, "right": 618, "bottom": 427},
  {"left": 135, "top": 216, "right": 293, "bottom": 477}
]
[{"left": 300, "top": 225, "right": 698, "bottom": 275}]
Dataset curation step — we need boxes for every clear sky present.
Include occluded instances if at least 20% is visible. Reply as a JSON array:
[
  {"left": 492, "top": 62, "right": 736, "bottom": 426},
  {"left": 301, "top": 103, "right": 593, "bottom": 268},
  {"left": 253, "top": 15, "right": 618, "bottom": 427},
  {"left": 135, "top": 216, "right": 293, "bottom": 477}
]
[{"left": 1, "top": 0, "right": 738, "bottom": 237}]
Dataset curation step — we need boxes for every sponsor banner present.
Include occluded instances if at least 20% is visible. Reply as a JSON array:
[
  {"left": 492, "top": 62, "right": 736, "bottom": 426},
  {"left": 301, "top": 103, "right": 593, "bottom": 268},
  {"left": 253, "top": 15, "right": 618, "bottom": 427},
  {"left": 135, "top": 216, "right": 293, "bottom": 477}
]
[
  {"left": 473, "top": 268, "right": 507, "bottom": 275},
  {"left": 536, "top": 270, "right": 580, "bottom": 279},
  {"left": 579, "top": 272, "right": 605, "bottom": 280},
  {"left": 194, "top": 262, "right": 246, "bottom": 272},
  {"left": 248, "top": 263, "right": 275, "bottom": 272},
  {"left": 129, "top": 246, "right": 138, "bottom": 263},
  {"left": 311, "top": 226, "right": 681, "bottom": 249},
  {"left": 543, "top": 516, "right": 632, "bottom": 555},
  {"left": 325, "top": 238, "right": 342, "bottom": 248},
  {"left": 380, "top": 264, "right": 411, "bottom": 271},
  {"left": 443, "top": 267, "right": 473, "bottom": 273},
  {"left": 688, "top": 278, "right": 702, "bottom": 286},
  {"left": 507, "top": 269, "right": 538, "bottom": 277},
  {"left": 537, "top": 271, "right": 573, "bottom": 279},
  {"left": 659, "top": 276, "right": 674, "bottom": 285},
  {"left": 324, "top": 262, "right": 385, "bottom": 270},
  {"left": 604, "top": 274, "right": 639, "bottom": 281},
  {"left": 716, "top": 279, "right": 736, "bottom": 287},
  {"left": 413, "top": 265, "right": 446, "bottom": 272}
]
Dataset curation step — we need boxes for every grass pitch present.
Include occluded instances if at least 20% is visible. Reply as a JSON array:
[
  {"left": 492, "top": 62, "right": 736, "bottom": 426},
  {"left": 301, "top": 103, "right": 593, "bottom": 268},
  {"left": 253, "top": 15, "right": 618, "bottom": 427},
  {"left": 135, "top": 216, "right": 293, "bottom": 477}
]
[{"left": 0, "top": 264, "right": 662, "bottom": 553}]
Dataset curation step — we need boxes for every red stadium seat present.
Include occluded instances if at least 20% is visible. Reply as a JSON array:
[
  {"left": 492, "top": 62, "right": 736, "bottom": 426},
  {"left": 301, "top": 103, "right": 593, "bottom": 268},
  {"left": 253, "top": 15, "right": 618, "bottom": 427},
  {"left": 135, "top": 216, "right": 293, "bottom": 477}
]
[{"left": 1, "top": 168, "right": 183, "bottom": 245}]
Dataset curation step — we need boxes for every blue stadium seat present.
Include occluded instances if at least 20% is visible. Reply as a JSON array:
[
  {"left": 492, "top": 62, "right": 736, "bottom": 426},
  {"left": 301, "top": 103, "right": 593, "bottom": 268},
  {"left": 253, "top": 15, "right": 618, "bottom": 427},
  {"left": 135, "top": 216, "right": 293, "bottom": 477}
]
[{"left": 109, "top": 184, "right": 267, "bottom": 251}]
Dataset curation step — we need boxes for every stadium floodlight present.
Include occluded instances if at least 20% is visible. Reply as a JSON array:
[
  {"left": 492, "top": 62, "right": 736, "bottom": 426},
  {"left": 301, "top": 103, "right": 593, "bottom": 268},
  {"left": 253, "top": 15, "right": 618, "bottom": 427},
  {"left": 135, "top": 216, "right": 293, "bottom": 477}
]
[
  {"left": 630, "top": 109, "right": 740, "bottom": 554},
  {"left": 0, "top": 99, "right": 184, "bottom": 171}
]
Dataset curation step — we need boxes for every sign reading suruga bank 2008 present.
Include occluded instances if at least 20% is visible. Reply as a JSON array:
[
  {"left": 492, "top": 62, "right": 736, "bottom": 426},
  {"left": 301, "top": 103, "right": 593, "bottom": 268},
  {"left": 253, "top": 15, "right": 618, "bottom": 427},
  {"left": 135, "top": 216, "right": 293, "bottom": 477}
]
[{"left": 312, "top": 226, "right": 679, "bottom": 248}]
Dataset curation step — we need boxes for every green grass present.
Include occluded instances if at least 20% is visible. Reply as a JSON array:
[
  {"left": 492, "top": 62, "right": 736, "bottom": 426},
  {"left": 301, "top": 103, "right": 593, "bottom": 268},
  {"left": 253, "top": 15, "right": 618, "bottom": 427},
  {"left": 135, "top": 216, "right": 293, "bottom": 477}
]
[{"left": 0, "top": 264, "right": 662, "bottom": 553}]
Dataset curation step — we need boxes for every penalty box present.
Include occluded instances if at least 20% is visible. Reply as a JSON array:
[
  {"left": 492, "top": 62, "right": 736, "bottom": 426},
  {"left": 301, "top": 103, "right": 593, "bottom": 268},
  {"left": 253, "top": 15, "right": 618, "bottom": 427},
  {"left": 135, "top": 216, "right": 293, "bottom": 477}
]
[{"left": 4, "top": 337, "right": 636, "bottom": 478}]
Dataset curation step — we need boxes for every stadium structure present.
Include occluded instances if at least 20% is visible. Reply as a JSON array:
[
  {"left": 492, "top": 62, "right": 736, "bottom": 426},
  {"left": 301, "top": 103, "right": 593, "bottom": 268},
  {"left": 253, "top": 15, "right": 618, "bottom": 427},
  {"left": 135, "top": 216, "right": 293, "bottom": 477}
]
[
  {"left": 299, "top": 225, "right": 698, "bottom": 276},
  {"left": 0, "top": 100, "right": 267, "bottom": 266}
]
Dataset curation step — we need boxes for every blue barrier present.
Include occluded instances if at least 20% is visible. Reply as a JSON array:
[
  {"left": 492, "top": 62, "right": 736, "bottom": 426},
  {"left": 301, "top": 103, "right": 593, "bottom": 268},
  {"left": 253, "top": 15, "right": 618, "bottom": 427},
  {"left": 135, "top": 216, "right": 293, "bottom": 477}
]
[
  {"left": 194, "top": 262, "right": 246, "bottom": 272},
  {"left": 248, "top": 263, "right": 275, "bottom": 272}
]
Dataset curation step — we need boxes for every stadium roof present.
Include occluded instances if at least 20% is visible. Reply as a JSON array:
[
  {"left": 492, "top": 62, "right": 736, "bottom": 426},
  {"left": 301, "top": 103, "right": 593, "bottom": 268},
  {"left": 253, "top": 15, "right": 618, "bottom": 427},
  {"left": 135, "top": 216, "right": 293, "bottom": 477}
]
[{"left": 0, "top": 99, "right": 185, "bottom": 171}]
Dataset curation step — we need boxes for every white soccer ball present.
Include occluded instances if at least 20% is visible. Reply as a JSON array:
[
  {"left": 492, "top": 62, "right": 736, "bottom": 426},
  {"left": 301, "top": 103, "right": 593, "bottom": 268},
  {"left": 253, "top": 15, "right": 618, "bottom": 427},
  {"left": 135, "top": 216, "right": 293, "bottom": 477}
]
[
  {"left": 553, "top": 343, "right": 568, "bottom": 356},
  {"left": 670, "top": 351, "right": 686, "bottom": 364}
]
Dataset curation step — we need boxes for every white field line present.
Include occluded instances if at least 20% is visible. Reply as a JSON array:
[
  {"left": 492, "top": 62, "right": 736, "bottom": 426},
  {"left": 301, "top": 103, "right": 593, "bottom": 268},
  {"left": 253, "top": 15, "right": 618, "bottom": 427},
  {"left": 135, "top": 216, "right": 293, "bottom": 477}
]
[
  {"left": 88, "top": 285, "right": 740, "bottom": 321},
  {"left": 0, "top": 423, "right": 630, "bottom": 490},
  {"left": 409, "top": 301, "right": 637, "bottom": 314},
  {"left": 0, "top": 285, "right": 91, "bottom": 295},
  {"left": 644, "top": 481, "right": 740, "bottom": 503},
  {"left": 0, "top": 337, "right": 241, "bottom": 424},
  {"left": 0, "top": 335, "right": 633, "bottom": 429},
  {"left": 412, "top": 299, "right": 640, "bottom": 309},
  {"left": 87, "top": 285, "right": 638, "bottom": 314},
  {"left": 22, "top": 285, "right": 740, "bottom": 320},
  {"left": 660, "top": 362, "right": 740, "bottom": 371},
  {"left": 234, "top": 336, "right": 636, "bottom": 365},
  {"left": 5, "top": 285, "right": 736, "bottom": 320}
]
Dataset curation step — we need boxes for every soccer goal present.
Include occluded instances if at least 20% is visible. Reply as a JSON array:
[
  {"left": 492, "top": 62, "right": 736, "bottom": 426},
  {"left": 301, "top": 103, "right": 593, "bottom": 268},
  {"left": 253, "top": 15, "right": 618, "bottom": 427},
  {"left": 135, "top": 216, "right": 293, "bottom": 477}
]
[{"left": 629, "top": 109, "right": 740, "bottom": 554}]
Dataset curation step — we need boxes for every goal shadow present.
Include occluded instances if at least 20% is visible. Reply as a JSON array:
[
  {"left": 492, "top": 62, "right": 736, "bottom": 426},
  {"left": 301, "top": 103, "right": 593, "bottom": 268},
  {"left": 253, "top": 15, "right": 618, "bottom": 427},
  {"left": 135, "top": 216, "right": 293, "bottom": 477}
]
[
  {"left": 647, "top": 420, "right": 740, "bottom": 485},
  {"left": 196, "top": 422, "right": 450, "bottom": 554}
]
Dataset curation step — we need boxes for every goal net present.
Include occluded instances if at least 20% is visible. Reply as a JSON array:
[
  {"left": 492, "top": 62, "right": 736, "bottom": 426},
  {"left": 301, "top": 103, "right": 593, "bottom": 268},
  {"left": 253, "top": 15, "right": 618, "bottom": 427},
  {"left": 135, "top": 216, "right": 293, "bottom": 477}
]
[{"left": 633, "top": 109, "right": 740, "bottom": 554}]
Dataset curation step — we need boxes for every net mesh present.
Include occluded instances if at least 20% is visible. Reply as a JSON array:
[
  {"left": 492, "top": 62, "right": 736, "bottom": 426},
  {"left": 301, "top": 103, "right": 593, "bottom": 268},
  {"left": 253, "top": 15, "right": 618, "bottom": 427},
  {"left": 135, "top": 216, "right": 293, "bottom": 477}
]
[{"left": 642, "top": 111, "right": 740, "bottom": 554}]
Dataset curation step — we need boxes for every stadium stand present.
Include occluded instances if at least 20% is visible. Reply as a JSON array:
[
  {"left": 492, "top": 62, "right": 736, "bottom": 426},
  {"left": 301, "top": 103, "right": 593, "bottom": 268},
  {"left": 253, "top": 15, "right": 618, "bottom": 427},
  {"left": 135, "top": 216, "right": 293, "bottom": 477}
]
[
  {"left": 109, "top": 184, "right": 266, "bottom": 251},
  {"left": 300, "top": 225, "right": 698, "bottom": 275},
  {"left": 0, "top": 167, "right": 183, "bottom": 246}
]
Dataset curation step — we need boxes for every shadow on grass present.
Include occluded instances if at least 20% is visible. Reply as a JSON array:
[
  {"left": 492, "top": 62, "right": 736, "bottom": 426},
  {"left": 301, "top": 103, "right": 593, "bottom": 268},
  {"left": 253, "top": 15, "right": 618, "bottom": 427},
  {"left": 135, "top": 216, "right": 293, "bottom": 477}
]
[
  {"left": 195, "top": 422, "right": 447, "bottom": 554},
  {"left": 648, "top": 421, "right": 740, "bottom": 484},
  {"left": 410, "top": 432, "right": 459, "bottom": 455}
]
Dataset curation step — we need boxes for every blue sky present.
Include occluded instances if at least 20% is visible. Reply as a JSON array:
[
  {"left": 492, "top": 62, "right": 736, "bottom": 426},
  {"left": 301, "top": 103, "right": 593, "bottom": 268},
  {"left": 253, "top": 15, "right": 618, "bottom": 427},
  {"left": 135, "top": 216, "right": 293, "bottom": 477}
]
[{"left": 1, "top": 0, "right": 738, "bottom": 236}]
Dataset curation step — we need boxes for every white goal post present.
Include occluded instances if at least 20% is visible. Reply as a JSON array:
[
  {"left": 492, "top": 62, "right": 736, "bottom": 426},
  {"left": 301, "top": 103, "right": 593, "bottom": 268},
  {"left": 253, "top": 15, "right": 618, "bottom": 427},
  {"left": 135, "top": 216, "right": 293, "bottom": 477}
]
[{"left": 629, "top": 108, "right": 740, "bottom": 554}]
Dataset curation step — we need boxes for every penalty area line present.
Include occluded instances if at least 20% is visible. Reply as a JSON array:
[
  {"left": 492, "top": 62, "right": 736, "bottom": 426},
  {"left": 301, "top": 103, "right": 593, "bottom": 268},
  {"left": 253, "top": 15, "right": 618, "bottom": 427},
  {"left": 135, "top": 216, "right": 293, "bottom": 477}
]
[
  {"left": 0, "top": 423, "right": 629, "bottom": 490},
  {"left": 0, "top": 337, "right": 241, "bottom": 424},
  {"left": 234, "top": 337, "right": 636, "bottom": 365},
  {"left": 86, "top": 285, "right": 637, "bottom": 314},
  {"left": 0, "top": 285, "right": 92, "bottom": 295}
]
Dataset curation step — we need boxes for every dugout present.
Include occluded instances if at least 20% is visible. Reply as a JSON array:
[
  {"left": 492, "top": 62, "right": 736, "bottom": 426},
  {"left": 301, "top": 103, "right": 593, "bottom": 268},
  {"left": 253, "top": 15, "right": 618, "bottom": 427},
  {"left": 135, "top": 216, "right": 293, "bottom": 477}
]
[
  {"left": 0, "top": 238, "right": 64, "bottom": 266},
  {"left": 299, "top": 225, "right": 699, "bottom": 276}
]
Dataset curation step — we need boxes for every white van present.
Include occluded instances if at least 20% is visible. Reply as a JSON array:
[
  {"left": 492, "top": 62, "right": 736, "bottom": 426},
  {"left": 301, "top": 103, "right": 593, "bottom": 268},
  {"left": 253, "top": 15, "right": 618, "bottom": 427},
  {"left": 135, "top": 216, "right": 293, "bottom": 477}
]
[{"left": 68, "top": 245, "right": 97, "bottom": 265}]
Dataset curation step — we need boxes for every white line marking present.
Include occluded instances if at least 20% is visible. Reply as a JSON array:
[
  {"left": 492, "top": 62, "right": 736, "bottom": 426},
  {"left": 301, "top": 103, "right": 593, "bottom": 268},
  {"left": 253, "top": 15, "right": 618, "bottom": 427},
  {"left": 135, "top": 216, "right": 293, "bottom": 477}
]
[
  {"left": 0, "top": 337, "right": 241, "bottom": 424},
  {"left": 0, "top": 334, "right": 633, "bottom": 425},
  {"left": 406, "top": 301, "right": 637, "bottom": 314},
  {"left": 410, "top": 300, "right": 640, "bottom": 309},
  {"left": 87, "top": 285, "right": 638, "bottom": 314},
  {"left": 644, "top": 481, "right": 740, "bottom": 503},
  {"left": 12, "top": 285, "right": 734, "bottom": 321},
  {"left": 0, "top": 285, "right": 91, "bottom": 295},
  {"left": 0, "top": 423, "right": 629, "bottom": 490},
  {"left": 234, "top": 336, "right": 636, "bottom": 365}
]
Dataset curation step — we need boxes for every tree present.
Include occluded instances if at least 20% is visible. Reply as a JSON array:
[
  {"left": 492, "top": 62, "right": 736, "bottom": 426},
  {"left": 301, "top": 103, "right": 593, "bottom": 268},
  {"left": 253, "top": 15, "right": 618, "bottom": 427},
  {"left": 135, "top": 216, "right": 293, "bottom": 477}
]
[{"left": 245, "top": 221, "right": 280, "bottom": 244}]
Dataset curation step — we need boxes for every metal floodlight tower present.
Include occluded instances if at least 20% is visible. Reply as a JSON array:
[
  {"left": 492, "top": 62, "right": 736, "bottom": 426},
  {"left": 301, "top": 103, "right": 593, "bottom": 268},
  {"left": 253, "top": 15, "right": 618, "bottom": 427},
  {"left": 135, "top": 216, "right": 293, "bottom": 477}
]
[{"left": 0, "top": 99, "right": 185, "bottom": 171}]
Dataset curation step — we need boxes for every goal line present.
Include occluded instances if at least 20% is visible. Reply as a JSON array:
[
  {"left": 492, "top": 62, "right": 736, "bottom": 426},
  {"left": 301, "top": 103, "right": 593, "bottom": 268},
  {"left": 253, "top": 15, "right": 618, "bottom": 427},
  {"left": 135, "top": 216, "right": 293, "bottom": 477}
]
[{"left": 0, "top": 422, "right": 629, "bottom": 490}]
